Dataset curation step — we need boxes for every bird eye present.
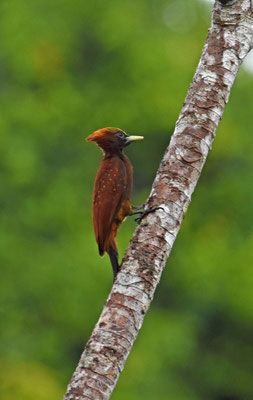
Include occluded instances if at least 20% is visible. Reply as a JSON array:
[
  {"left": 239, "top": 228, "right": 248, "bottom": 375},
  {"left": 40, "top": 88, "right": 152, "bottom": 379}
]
[{"left": 116, "top": 131, "right": 125, "bottom": 140}]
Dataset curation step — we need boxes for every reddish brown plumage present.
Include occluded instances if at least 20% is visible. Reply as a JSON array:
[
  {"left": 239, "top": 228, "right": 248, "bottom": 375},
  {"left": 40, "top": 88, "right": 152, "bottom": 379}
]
[{"left": 86, "top": 127, "right": 143, "bottom": 279}]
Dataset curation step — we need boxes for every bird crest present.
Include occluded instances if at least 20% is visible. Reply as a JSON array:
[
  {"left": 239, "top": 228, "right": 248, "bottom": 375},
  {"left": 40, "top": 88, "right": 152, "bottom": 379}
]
[{"left": 86, "top": 127, "right": 121, "bottom": 142}]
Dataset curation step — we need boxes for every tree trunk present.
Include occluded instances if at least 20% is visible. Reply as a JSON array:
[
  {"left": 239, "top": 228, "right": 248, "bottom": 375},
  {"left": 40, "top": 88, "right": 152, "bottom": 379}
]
[{"left": 64, "top": 1, "right": 253, "bottom": 399}]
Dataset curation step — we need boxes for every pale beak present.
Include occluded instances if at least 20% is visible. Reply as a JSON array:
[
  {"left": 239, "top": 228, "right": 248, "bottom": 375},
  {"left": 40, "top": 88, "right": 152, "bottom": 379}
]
[{"left": 125, "top": 135, "right": 144, "bottom": 143}]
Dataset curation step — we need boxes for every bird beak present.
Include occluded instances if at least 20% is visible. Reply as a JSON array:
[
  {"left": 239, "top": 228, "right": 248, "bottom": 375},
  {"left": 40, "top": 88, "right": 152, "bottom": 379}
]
[{"left": 125, "top": 135, "right": 144, "bottom": 143}]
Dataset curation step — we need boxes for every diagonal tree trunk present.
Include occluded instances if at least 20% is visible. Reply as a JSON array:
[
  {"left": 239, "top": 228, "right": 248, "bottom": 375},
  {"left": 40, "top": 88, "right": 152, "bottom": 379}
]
[{"left": 64, "top": 1, "right": 253, "bottom": 399}]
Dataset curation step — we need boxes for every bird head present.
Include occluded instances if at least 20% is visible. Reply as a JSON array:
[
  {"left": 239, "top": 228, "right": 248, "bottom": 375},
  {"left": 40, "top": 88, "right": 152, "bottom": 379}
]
[{"left": 86, "top": 127, "right": 144, "bottom": 154}]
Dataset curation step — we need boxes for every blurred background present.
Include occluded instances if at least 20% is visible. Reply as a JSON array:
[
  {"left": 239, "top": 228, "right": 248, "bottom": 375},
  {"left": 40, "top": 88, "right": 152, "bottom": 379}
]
[{"left": 1, "top": 0, "right": 253, "bottom": 399}]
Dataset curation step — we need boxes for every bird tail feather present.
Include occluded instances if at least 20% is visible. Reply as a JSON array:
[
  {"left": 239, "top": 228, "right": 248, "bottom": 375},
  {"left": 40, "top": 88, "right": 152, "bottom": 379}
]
[{"left": 108, "top": 245, "right": 119, "bottom": 281}]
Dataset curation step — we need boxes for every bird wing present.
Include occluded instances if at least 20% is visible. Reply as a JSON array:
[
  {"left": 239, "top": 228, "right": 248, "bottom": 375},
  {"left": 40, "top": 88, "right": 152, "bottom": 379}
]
[{"left": 92, "top": 156, "right": 127, "bottom": 256}]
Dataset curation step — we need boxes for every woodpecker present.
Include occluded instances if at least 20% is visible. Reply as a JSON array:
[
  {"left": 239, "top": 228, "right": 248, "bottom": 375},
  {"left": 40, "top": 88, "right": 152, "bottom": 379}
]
[{"left": 86, "top": 127, "right": 143, "bottom": 279}]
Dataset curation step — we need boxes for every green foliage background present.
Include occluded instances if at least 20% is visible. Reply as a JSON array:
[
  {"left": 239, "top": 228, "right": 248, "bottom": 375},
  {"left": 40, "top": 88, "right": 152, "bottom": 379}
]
[{"left": 1, "top": 0, "right": 253, "bottom": 399}]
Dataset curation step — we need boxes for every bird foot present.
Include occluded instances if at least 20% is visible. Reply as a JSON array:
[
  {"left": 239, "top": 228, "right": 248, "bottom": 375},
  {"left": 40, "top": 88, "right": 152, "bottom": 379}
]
[
  {"left": 132, "top": 204, "right": 145, "bottom": 213},
  {"left": 134, "top": 206, "right": 164, "bottom": 224}
]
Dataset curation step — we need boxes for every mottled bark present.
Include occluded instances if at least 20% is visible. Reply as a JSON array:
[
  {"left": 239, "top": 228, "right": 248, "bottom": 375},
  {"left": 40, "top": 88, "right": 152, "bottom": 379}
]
[{"left": 64, "top": 1, "right": 253, "bottom": 399}]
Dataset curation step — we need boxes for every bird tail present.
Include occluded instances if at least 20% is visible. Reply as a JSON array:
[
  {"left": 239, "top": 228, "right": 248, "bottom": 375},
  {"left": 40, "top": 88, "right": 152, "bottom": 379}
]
[{"left": 108, "top": 243, "right": 119, "bottom": 281}]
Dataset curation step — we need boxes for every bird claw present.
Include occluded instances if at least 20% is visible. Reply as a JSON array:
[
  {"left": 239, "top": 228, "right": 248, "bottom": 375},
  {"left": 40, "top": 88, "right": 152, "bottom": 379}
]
[
  {"left": 132, "top": 204, "right": 145, "bottom": 213},
  {"left": 134, "top": 206, "right": 164, "bottom": 224}
]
